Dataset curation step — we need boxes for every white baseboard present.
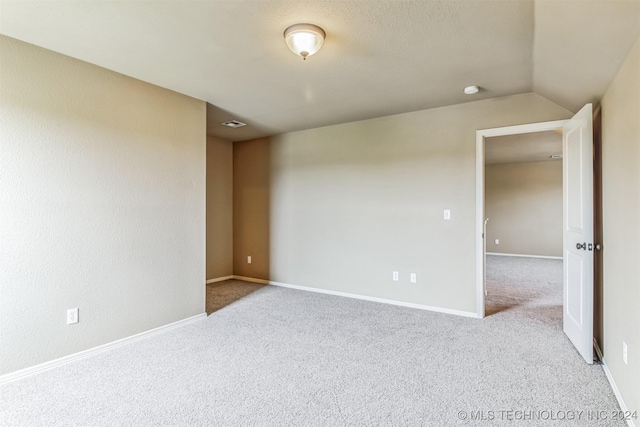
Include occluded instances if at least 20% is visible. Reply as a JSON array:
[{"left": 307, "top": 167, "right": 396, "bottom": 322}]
[
  {"left": 206, "top": 275, "right": 234, "bottom": 284},
  {"left": 486, "top": 252, "right": 563, "bottom": 260},
  {"left": 595, "top": 340, "right": 636, "bottom": 427},
  {"left": 0, "top": 313, "right": 207, "bottom": 385},
  {"left": 232, "top": 275, "right": 479, "bottom": 318},
  {"left": 233, "top": 275, "right": 270, "bottom": 285},
  {"left": 601, "top": 358, "right": 636, "bottom": 427}
]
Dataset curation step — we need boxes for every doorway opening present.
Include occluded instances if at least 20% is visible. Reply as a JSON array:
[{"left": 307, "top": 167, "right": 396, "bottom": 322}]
[
  {"left": 476, "top": 106, "right": 600, "bottom": 364},
  {"left": 475, "top": 120, "right": 568, "bottom": 319},
  {"left": 483, "top": 129, "right": 564, "bottom": 317}
]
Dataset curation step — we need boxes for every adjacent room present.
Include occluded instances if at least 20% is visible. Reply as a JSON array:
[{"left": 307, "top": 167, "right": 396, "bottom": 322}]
[
  {"left": 1, "top": 1, "right": 638, "bottom": 425},
  {"left": 484, "top": 130, "right": 564, "bottom": 317}
]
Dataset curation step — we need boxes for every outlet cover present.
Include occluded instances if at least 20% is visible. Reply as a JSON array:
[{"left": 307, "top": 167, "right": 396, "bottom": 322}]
[
  {"left": 410, "top": 273, "right": 417, "bottom": 283},
  {"left": 67, "top": 308, "right": 79, "bottom": 325},
  {"left": 495, "top": 239, "right": 500, "bottom": 245},
  {"left": 392, "top": 271, "right": 399, "bottom": 281},
  {"left": 247, "top": 256, "right": 252, "bottom": 264}
]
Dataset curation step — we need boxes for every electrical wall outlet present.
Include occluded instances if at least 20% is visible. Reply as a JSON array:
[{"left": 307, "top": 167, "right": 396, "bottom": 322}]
[
  {"left": 410, "top": 273, "right": 417, "bottom": 283},
  {"left": 247, "top": 256, "right": 252, "bottom": 264},
  {"left": 392, "top": 271, "right": 399, "bottom": 281},
  {"left": 444, "top": 209, "right": 451, "bottom": 220},
  {"left": 67, "top": 308, "right": 79, "bottom": 325},
  {"left": 623, "top": 341, "right": 628, "bottom": 365},
  {"left": 495, "top": 239, "right": 500, "bottom": 245}
]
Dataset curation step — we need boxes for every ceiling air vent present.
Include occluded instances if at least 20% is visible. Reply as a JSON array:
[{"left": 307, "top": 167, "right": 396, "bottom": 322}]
[{"left": 221, "top": 120, "right": 247, "bottom": 128}]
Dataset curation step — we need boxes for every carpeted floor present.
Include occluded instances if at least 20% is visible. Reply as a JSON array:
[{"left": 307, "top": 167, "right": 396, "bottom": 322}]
[
  {"left": 485, "top": 255, "right": 563, "bottom": 320},
  {"left": 206, "top": 279, "right": 265, "bottom": 315},
  {"left": 0, "top": 256, "right": 624, "bottom": 426}
]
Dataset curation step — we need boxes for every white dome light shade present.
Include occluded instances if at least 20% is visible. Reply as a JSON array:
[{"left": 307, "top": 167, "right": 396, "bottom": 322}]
[
  {"left": 284, "top": 23, "right": 325, "bottom": 60},
  {"left": 464, "top": 85, "right": 480, "bottom": 95}
]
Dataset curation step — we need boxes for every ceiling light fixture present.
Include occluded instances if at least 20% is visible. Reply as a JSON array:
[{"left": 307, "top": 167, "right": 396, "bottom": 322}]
[
  {"left": 284, "top": 23, "right": 325, "bottom": 60},
  {"left": 464, "top": 85, "right": 480, "bottom": 95}
]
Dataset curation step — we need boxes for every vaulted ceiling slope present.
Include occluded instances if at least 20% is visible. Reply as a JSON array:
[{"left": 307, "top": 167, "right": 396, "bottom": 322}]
[{"left": 1, "top": 0, "right": 638, "bottom": 141}]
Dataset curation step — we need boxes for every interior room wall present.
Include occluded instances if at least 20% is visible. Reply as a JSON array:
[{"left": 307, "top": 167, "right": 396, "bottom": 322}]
[
  {"left": 206, "top": 136, "right": 233, "bottom": 280},
  {"left": 233, "top": 93, "right": 571, "bottom": 314},
  {"left": 0, "top": 36, "right": 206, "bottom": 376},
  {"left": 484, "top": 160, "right": 563, "bottom": 257},
  {"left": 233, "top": 138, "right": 270, "bottom": 280},
  {"left": 601, "top": 34, "right": 640, "bottom": 415}
]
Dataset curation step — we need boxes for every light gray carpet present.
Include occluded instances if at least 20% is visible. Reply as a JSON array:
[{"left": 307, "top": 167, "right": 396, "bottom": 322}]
[{"left": 1, "top": 256, "right": 624, "bottom": 426}]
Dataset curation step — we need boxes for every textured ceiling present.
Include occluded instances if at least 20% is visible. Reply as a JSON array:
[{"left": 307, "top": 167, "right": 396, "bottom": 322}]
[
  {"left": 485, "top": 131, "right": 562, "bottom": 165},
  {"left": 1, "top": 0, "right": 638, "bottom": 141}
]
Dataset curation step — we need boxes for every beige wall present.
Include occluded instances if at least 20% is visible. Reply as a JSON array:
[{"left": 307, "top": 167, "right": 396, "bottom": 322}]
[
  {"left": 0, "top": 36, "right": 206, "bottom": 375},
  {"left": 233, "top": 93, "right": 571, "bottom": 313},
  {"left": 206, "top": 136, "right": 233, "bottom": 280},
  {"left": 485, "top": 160, "right": 563, "bottom": 257},
  {"left": 233, "top": 138, "right": 270, "bottom": 279},
  {"left": 601, "top": 35, "right": 640, "bottom": 415}
]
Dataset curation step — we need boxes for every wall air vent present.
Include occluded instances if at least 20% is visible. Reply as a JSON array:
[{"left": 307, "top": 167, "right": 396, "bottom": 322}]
[
  {"left": 221, "top": 120, "right": 247, "bottom": 128},
  {"left": 550, "top": 154, "right": 563, "bottom": 159}
]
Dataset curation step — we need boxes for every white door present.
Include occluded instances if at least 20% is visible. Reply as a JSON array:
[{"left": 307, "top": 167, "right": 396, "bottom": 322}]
[{"left": 563, "top": 103, "right": 594, "bottom": 364}]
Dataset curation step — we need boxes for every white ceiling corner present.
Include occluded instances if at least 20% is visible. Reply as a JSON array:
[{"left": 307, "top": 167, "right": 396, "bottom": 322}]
[
  {"left": 532, "top": 0, "right": 640, "bottom": 113},
  {"left": 0, "top": 0, "right": 638, "bottom": 141}
]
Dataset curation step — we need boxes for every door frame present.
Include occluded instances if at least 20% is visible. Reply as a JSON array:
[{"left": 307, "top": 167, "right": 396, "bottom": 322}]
[{"left": 475, "top": 120, "right": 569, "bottom": 318}]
